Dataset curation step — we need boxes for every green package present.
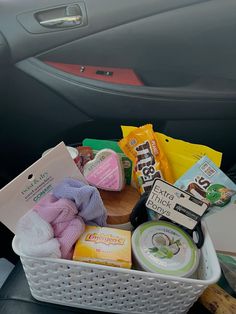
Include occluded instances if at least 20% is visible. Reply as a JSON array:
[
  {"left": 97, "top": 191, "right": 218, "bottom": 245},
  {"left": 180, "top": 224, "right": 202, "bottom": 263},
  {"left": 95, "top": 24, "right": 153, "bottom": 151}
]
[
  {"left": 82, "top": 138, "right": 132, "bottom": 184},
  {"left": 217, "top": 253, "right": 236, "bottom": 294}
]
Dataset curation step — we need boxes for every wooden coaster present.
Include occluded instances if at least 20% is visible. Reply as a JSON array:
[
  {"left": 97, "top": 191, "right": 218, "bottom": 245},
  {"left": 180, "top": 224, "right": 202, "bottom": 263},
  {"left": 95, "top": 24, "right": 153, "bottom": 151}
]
[{"left": 99, "top": 185, "right": 140, "bottom": 225}]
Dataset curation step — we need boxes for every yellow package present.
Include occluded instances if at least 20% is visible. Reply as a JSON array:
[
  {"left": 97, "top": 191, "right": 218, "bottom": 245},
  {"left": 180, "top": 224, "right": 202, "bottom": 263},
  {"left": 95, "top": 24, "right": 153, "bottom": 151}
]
[
  {"left": 73, "top": 226, "right": 132, "bottom": 269},
  {"left": 121, "top": 125, "right": 222, "bottom": 182},
  {"left": 119, "top": 124, "right": 174, "bottom": 194}
]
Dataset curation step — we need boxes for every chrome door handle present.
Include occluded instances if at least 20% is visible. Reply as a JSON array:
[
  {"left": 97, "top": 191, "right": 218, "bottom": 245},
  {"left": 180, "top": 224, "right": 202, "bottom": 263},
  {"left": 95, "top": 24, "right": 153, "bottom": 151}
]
[{"left": 40, "top": 15, "right": 82, "bottom": 28}]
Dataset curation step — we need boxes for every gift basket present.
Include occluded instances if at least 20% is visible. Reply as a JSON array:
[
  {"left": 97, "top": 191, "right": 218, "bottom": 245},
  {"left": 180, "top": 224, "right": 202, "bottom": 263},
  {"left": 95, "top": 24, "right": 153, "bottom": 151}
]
[
  {"left": 5, "top": 124, "right": 234, "bottom": 313},
  {"left": 12, "top": 224, "right": 220, "bottom": 314}
]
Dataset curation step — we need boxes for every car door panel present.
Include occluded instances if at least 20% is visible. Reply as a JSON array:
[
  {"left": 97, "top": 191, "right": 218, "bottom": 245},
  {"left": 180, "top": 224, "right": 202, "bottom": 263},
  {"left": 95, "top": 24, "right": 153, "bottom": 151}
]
[
  {"left": 17, "top": 57, "right": 236, "bottom": 120},
  {"left": 0, "top": 0, "right": 206, "bottom": 62},
  {"left": 0, "top": 0, "right": 236, "bottom": 180}
]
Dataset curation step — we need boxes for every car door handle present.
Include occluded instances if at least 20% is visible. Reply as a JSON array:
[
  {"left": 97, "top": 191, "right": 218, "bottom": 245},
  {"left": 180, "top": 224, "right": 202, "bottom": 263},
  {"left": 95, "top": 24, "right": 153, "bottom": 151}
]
[{"left": 39, "top": 15, "right": 82, "bottom": 28}]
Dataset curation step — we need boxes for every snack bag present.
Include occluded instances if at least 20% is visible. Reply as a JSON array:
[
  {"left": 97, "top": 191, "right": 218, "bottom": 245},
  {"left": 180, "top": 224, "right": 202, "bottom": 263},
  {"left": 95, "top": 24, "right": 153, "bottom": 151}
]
[
  {"left": 76, "top": 146, "right": 94, "bottom": 172},
  {"left": 175, "top": 156, "right": 236, "bottom": 215},
  {"left": 121, "top": 125, "right": 222, "bottom": 182},
  {"left": 77, "top": 146, "right": 94, "bottom": 167},
  {"left": 217, "top": 253, "right": 236, "bottom": 294},
  {"left": 119, "top": 124, "right": 174, "bottom": 194}
]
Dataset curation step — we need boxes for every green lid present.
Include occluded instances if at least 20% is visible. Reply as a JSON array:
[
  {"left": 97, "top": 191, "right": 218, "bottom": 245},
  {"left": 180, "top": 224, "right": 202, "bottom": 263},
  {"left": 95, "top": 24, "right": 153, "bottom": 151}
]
[{"left": 132, "top": 221, "right": 200, "bottom": 278}]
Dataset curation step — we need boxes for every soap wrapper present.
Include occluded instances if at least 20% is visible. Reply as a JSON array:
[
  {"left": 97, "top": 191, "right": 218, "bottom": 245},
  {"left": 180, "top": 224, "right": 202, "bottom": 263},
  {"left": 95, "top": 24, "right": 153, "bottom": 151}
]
[
  {"left": 83, "top": 149, "right": 125, "bottom": 191},
  {"left": 83, "top": 138, "right": 132, "bottom": 185},
  {"left": 175, "top": 156, "right": 236, "bottom": 216}
]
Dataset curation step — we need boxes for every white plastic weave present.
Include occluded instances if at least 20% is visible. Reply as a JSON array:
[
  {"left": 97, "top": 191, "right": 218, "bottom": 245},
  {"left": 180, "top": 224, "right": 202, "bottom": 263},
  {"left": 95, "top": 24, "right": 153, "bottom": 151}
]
[{"left": 12, "top": 223, "right": 221, "bottom": 314}]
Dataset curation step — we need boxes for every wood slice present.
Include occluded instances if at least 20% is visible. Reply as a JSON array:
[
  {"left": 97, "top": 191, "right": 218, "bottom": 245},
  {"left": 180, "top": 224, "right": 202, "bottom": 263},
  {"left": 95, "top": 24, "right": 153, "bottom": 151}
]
[{"left": 99, "top": 185, "right": 140, "bottom": 225}]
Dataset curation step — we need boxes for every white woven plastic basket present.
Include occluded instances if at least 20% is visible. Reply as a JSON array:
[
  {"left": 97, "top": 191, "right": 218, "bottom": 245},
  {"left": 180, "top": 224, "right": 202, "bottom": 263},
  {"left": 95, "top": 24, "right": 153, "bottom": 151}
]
[{"left": 12, "top": 223, "right": 221, "bottom": 314}]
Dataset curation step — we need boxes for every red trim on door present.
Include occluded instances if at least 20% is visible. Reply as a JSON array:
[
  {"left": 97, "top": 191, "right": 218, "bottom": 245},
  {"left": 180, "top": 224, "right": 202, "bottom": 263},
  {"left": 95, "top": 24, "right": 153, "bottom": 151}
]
[{"left": 45, "top": 61, "right": 143, "bottom": 86}]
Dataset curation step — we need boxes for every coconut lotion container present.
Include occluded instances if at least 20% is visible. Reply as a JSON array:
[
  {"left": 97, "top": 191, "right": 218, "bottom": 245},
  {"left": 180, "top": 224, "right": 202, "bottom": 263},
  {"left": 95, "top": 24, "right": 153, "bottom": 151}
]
[{"left": 132, "top": 221, "right": 200, "bottom": 278}]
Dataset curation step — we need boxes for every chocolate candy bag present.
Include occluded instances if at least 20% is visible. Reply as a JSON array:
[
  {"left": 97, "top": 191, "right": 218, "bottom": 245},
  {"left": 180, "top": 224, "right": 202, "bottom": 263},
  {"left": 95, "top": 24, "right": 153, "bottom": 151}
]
[
  {"left": 175, "top": 156, "right": 236, "bottom": 215},
  {"left": 121, "top": 125, "right": 222, "bottom": 182},
  {"left": 119, "top": 124, "right": 174, "bottom": 194}
]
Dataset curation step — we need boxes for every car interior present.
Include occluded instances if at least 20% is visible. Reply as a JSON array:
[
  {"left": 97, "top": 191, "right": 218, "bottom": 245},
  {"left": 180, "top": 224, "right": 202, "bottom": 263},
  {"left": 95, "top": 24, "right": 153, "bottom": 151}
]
[{"left": 0, "top": 0, "right": 236, "bottom": 313}]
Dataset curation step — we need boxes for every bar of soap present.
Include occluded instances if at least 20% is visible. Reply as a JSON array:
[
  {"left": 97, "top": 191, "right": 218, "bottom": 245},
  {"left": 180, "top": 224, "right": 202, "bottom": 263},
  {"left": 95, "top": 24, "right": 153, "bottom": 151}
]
[{"left": 83, "top": 149, "right": 125, "bottom": 191}]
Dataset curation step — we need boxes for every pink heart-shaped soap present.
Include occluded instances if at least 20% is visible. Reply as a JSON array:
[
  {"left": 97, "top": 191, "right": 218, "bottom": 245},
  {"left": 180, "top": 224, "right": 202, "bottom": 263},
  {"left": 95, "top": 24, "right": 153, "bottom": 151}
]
[{"left": 83, "top": 149, "right": 125, "bottom": 191}]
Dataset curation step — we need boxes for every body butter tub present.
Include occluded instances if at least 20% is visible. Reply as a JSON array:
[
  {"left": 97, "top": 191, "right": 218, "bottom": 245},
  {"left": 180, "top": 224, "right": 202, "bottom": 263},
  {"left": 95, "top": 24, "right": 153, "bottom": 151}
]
[{"left": 132, "top": 221, "right": 200, "bottom": 278}]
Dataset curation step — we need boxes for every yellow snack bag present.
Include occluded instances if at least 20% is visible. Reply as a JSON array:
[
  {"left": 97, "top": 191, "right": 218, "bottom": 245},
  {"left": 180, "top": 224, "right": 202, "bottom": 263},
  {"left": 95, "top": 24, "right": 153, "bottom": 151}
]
[
  {"left": 121, "top": 125, "right": 222, "bottom": 182},
  {"left": 119, "top": 124, "right": 174, "bottom": 194}
]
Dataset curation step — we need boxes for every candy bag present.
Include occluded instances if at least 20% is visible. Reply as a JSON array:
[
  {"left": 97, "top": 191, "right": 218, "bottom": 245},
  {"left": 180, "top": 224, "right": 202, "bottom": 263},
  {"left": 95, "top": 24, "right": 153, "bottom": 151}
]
[
  {"left": 175, "top": 156, "right": 236, "bottom": 215},
  {"left": 119, "top": 124, "right": 174, "bottom": 194},
  {"left": 121, "top": 125, "right": 222, "bottom": 182}
]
